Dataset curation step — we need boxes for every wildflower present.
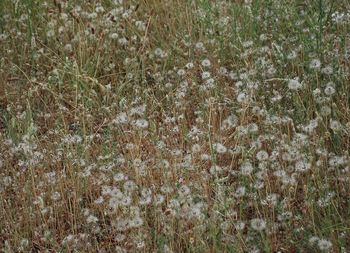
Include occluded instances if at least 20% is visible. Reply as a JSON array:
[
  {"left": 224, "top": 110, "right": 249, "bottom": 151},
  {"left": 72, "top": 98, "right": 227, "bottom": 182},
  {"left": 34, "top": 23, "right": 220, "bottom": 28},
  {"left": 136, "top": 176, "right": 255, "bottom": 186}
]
[
  {"left": 221, "top": 115, "right": 238, "bottom": 129},
  {"left": 129, "top": 217, "right": 144, "bottom": 227},
  {"left": 154, "top": 194, "right": 165, "bottom": 205},
  {"left": 250, "top": 218, "right": 266, "bottom": 231},
  {"left": 237, "top": 92, "right": 248, "bottom": 103},
  {"left": 114, "top": 112, "right": 128, "bottom": 124},
  {"left": 86, "top": 215, "right": 98, "bottom": 223},
  {"left": 213, "top": 143, "right": 227, "bottom": 154},
  {"left": 288, "top": 79, "right": 302, "bottom": 90},
  {"left": 219, "top": 67, "right": 228, "bottom": 75},
  {"left": 287, "top": 51, "right": 297, "bottom": 60},
  {"left": 256, "top": 150, "right": 269, "bottom": 161},
  {"left": 115, "top": 234, "right": 126, "bottom": 242},
  {"left": 113, "top": 173, "right": 125, "bottom": 182},
  {"left": 118, "top": 37, "right": 128, "bottom": 46},
  {"left": 201, "top": 59, "right": 211, "bottom": 67},
  {"left": 108, "top": 196, "right": 119, "bottom": 209},
  {"left": 186, "top": 62, "right": 194, "bottom": 69},
  {"left": 165, "top": 82, "right": 173, "bottom": 88},
  {"left": 201, "top": 71, "right": 211, "bottom": 79},
  {"left": 324, "top": 83, "right": 335, "bottom": 96},
  {"left": 248, "top": 123, "right": 259, "bottom": 133},
  {"left": 318, "top": 239, "right": 332, "bottom": 251},
  {"left": 94, "top": 196, "right": 104, "bottom": 204},
  {"left": 178, "top": 185, "right": 190, "bottom": 195},
  {"left": 295, "top": 159, "right": 311, "bottom": 172},
  {"left": 309, "top": 59, "right": 321, "bottom": 69},
  {"left": 177, "top": 69, "right": 186, "bottom": 76},
  {"left": 124, "top": 180, "right": 137, "bottom": 192},
  {"left": 191, "top": 144, "right": 201, "bottom": 153},
  {"left": 240, "top": 161, "right": 254, "bottom": 175},
  {"left": 321, "top": 65, "right": 333, "bottom": 75},
  {"left": 64, "top": 44, "right": 72, "bottom": 52},
  {"left": 120, "top": 196, "right": 132, "bottom": 206},
  {"left": 134, "top": 119, "right": 149, "bottom": 129},
  {"left": 47, "top": 30, "right": 55, "bottom": 38},
  {"left": 195, "top": 42, "right": 204, "bottom": 50},
  {"left": 205, "top": 78, "right": 215, "bottom": 88},
  {"left": 242, "top": 40, "right": 253, "bottom": 48},
  {"left": 110, "top": 33, "right": 119, "bottom": 40},
  {"left": 51, "top": 192, "right": 61, "bottom": 201},
  {"left": 329, "top": 119, "right": 341, "bottom": 131},
  {"left": 235, "top": 186, "right": 246, "bottom": 197},
  {"left": 259, "top": 34, "right": 268, "bottom": 41},
  {"left": 189, "top": 207, "right": 202, "bottom": 218},
  {"left": 320, "top": 105, "right": 331, "bottom": 116},
  {"left": 210, "top": 165, "right": 223, "bottom": 174},
  {"left": 154, "top": 48, "right": 163, "bottom": 56},
  {"left": 136, "top": 240, "right": 145, "bottom": 249},
  {"left": 234, "top": 221, "right": 245, "bottom": 230}
]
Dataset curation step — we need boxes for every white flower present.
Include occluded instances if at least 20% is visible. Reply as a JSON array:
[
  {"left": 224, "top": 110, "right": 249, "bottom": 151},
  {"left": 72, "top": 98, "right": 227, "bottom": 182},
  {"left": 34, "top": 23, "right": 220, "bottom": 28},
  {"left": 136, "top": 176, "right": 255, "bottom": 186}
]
[
  {"left": 114, "top": 112, "right": 128, "bottom": 124},
  {"left": 329, "top": 119, "right": 341, "bottom": 131},
  {"left": 320, "top": 105, "right": 331, "bottom": 116},
  {"left": 154, "top": 48, "right": 163, "bottom": 56},
  {"left": 210, "top": 165, "right": 223, "bottom": 174},
  {"left": 256, "top": 150, "right": 269, "bottom": 161},
  {"left": 186, "top": 62, "right": 194, "bottom": 69},
  {"left": 324, "top": 83, "right": 335, "bottom": 96},
  {"left": 219, "top": 67, "right": 228, "bottom": 75},
  {"left": 201, "top": 59, "right": 211, "bottom": 67},
  {"left": 191, "top": 144, "right": 201, "bottom": 153},
  {"left": 114, "top": 234, "right": 126, "bottom": 242},
  {"left": 309, "top": 236, "right": 319, "bottom": 245},
  {"left": 235, "top": 186, "right": 246, "bottom": 197},
  {"left": 136, "top": 240, "right": 145, "bottom": 248},
  {"left": 177, "top": 69, "right": 186, "bottom": 76},
  {"left": 288, "top": 79, "right": 302, "bottom": 90},
  {"left": 86, "top": 214, "right": 98, "bottom": 223},
  {"left": 242, "top": 40, "right": 253, "bottom": 48},
  {"left": 237, "top": 92, "right": 248, "bottom": 103},
  {"left": 94, "top": 196, "right": 104, "bottom": 204},
  {"left": 154, "top": 194, "right": 165, "bottom": 205},
  {"left": 250, "top": 218, "right": 266, "bottom": 231},
  {"left": 234, "top": 221, "right": 245, "bottom": 230},
  {"left": 113, "top": 173, "right": 125, "bottom": 182},
  {"left": 195, "top": 42, "right": 204, "bottom": 50},
  {"left": 110, "top": 33, "right": 119, "bottom": 40},
  {"left": 64, "top": 44, "right": 72, "bottom": 52},
  {"left": 213, "top": 143, "right": 227, "bottom": 154},
  {"left": 287, "top": 51, "right": 297, "bottom": 60},
  {"left": 134, "top": 119, "right": 149, "bottom": 129},
  {"left": 240, "top": 161, "right": 254, "bottom": 175},
  {"left": 130, "top": 217, "right": 144, "bottom": 228},
  {"left": 321, "top": 65, "right": 333, "bottom": 74},
  {"left": 295, "top": 159, "right": 311, "bottom": 172},
  {"left": 317, "top": 239, "right": 332, "bottom": 251},
  {"left": 205, "top": 78, "right": 215, "bottom": 88},
  {"left": 201, "top": 71, "right": 211, "bottom": 79},
  {"left": 51, "top": 192, "right": 61, "bottom": 201},
  {"left": 309, "top": 59, "right": 321, "bottom": 69}
]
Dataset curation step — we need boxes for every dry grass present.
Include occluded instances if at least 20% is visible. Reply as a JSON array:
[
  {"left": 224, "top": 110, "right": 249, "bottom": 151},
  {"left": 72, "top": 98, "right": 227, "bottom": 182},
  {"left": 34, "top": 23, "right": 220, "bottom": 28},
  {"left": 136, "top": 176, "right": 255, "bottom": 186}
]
[{"left": 1, "top": 0, "right": 350, "bottom": 252}]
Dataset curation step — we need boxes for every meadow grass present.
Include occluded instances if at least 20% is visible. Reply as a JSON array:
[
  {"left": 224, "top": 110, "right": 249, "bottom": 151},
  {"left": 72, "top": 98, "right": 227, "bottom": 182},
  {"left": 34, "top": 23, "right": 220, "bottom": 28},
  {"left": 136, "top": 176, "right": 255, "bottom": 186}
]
[{"left": 0, "top": 0, "right": 350, "bottom": 252}]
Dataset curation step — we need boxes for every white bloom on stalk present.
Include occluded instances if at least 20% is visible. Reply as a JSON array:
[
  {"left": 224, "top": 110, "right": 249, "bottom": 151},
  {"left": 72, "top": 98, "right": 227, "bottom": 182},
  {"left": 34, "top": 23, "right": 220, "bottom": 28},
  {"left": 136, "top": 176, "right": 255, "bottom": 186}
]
[
  {"left": 288, "top": 78, "right": 302, "bottom": 90},
  {"left": 213, "top": 143, "right": 227, "bottom": 154},
  {"left": 250, "top": 218, "right": 266, "bottom": 231}
]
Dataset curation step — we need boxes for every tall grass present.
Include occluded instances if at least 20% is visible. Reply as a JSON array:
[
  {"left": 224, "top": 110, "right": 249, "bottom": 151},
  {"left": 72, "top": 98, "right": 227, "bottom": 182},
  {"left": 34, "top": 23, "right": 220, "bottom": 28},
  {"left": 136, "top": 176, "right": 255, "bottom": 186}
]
[{"left": 1, "top": 0, "right": 350, "bottom": 252}]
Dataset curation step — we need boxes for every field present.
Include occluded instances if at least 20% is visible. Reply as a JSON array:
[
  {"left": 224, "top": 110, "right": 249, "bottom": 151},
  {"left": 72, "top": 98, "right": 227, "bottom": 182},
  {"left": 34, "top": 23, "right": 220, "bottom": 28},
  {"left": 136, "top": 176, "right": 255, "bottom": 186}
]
[{"left": 1, "top": 0, "right": 350, "bottom": 252}]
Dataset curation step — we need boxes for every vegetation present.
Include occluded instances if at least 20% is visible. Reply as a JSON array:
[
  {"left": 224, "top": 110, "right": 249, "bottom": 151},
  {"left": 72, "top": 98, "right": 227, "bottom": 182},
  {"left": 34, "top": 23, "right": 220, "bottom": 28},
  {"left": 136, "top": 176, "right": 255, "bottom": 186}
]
[{"left": 0, "top": 0, "right": 350, "bottom": 252}]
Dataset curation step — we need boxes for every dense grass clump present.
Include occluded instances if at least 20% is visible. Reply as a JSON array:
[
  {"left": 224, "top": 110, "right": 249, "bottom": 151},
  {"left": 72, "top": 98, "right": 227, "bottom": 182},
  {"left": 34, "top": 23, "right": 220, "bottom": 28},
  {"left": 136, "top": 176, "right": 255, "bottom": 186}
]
[{"left": 0, "top": 0, "right": 350, "bottom": 252}]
